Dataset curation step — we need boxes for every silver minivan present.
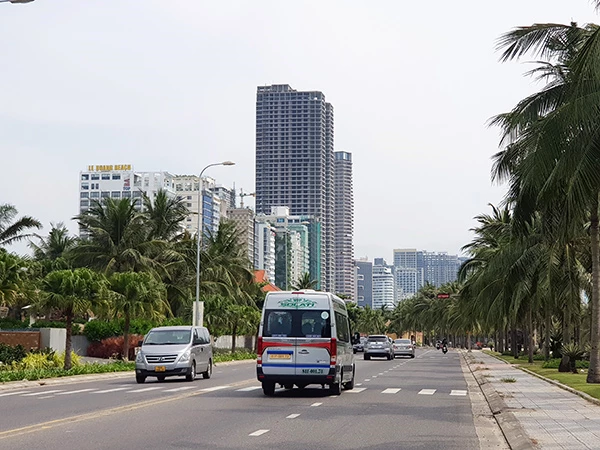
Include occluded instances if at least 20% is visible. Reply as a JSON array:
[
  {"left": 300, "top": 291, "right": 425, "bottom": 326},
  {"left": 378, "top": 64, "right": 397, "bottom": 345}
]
[{"left": 135, "top": 326, "right": 213, "bottom": 383}]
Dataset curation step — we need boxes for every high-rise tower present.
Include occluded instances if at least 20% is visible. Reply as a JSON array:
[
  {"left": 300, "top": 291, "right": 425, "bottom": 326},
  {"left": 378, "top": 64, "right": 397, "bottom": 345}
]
[
  {"left": 334, "top": 151, "right": 354, "bottom": 299},
  {"left": 255, "top": 84, "right": 335, "bottom": 291}
]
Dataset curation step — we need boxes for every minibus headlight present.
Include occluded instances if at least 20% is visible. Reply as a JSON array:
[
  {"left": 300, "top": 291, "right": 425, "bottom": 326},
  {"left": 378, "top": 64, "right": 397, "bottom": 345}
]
[
  {"left": 135, "top": 351, "right": 144, "bottom": 363},
  {"left": 179, "top": 350, "right": 191, "bottom": 362}
]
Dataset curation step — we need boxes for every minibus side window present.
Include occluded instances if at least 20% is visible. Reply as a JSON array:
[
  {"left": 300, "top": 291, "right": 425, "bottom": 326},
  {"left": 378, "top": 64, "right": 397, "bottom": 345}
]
[
  {"left": 264, "top": 311, "right": 293, "bottom": 337},
  {"left": 334, "top": 312, "right": 350, "bottom": 343},
  {"left": 301, "top": 311, "right": 331, "bottom": 338}
]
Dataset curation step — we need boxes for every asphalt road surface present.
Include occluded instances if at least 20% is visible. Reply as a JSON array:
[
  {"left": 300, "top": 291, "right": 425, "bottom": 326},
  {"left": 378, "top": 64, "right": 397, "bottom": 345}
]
[{"left": 0, "top": 349, "right": 488, "bottom": 450}]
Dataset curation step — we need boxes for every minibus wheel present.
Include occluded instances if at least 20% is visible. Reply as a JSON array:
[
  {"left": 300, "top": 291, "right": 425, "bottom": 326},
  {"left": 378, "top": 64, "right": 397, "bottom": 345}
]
[{"left": 262, "top": 381, "right": 275, "bottom": 396}]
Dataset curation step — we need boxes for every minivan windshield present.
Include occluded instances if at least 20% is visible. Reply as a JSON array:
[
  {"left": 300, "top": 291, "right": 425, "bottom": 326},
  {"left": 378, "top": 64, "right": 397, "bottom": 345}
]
[
  {"left": 144, "top": 330, "right": 191, "bottom": 345},
  {"left": 263, "top": 309, "right": 331, "bottom": 338}
]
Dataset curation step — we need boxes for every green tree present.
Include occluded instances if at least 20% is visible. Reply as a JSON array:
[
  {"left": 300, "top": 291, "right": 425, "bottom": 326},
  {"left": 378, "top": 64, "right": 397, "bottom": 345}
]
[
  {"left": 293, "top": 272, "right": 318, "bottom": 290},
  {"left": 106, "top": 271, "right": 169, "bottom": 360},
  {"left": 0, "top": 250, "right": 27, "bottom": 311},
  {"left": 0, "top": 204, "right": 41, "bottom": 247},
  {"left": 143, "top": 189, "right": 189, "bottom": 242},
  {"left": 38, "top": 268, "right": 105, "bottom": 370}
]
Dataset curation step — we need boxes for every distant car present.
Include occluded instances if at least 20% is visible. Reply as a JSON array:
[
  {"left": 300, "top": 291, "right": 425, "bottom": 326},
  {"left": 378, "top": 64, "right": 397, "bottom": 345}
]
[
  {"left": 353, "top": 337, "right": 367, "bottom": 353},
  {"left": 393, "top": 338, "right": 415, "bottom": 358},
  {"left": 364, "top": 335, "right": 394, "bottom": 360}
]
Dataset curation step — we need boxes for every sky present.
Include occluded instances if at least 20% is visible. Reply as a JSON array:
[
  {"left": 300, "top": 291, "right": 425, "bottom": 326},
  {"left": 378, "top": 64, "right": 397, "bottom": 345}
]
[{"left": 1, "top": 0, "right": 599, "bottom": 262}]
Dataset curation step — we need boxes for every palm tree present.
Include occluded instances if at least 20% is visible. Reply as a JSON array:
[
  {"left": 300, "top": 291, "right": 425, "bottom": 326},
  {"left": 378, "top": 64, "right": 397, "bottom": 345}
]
[
  {"left": 38, "top": 268, "right": 105, "bottom": 369},
  {"left": 29, "top": 222, "right": 76, "bottom": 275},
  {"left": 0, "top": 204, "right": 41, "bottom": 247},
  {"left": 106, "top": 271, "right": 169, "bottom": 360},
  {"left": 492, "top": 20, "right": 600, "bottom": 380},
  {"left": 143, "top": 189, "right": 189, "bottom": 241},
  {"left": 0, "top": 250, "right": 26, "bottom": 312},
  {"left": 293, "top": 272, "right": 318, "bottom": 290}
]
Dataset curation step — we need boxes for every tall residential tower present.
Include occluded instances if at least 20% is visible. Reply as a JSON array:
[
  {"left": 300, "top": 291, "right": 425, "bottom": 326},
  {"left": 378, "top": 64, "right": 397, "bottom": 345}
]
[
  {"left": 255, "top": 84, "right": 335, "bottom": 291},
  {"left": 334, "top": 151, "right": 354, "bottom": 299}
]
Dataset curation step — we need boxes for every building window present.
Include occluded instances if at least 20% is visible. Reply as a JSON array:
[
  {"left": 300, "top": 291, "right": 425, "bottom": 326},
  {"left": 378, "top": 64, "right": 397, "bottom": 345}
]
[
  {"left": 101, "top": 174, "right": 110, "bottom": 180},
  {"left": 90, "top": 192, "right": 100, "bottom": 199},
  {"left": 101, "top": 191, "right": 110, "bottom": 198},
  {"left": 186, "top": 218, "right": 192, "bottom": 222},
  {"left": 91, "top": 174, "right": 100, "bottom": 180},
  {"left": 132, "top": 191, "right": 142, "bottom": 198},
  {"left": 80, "top": 199, "right": 89, "bottom": 207},
  {"left": 81, "top": 184, "right": 89, "bottom": 190},
  {"left": 112, "top": 174, "right": 121, "bottom": 180},
  {"left": 111, "top": 191, "right": 121, "bottom": 199},
  {"left": 122, "top": 191, "right": 131, "bottom": 198},
  {"left": 81, "top": 174, "right": 89, "bottom": 181},
  {"left": 80, "top": 192, "right": 89, "bottom": 199},
  {"left": 187, "top": 203, "right": 192, "bottom": 207}
]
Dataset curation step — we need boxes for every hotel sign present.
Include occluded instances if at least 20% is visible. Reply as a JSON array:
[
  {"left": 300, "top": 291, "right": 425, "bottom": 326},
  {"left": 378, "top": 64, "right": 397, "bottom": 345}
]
[{"left": 87, "top": 164, "right": 132, "bottom": 172}]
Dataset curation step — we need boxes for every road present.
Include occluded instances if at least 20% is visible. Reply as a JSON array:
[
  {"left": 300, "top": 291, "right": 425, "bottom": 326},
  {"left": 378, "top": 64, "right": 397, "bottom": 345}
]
[{"left": 0, "top": 349, "right": 500, "bottom": 449}]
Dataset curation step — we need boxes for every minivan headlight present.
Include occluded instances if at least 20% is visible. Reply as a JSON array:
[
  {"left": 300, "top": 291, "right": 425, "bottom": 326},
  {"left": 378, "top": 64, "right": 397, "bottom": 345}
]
[
  {"left": 179, "top": 350, "right": 191, "bottom": 362},
  {"left": 135, "top": 352, "right": 144, "bottom": 363}
]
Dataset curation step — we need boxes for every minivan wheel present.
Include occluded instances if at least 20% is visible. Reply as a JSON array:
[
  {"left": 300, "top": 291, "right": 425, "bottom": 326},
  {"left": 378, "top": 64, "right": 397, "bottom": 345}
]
[
  {"left": 343, "top": 367, "right": 355, "bottom": 391},
  {"left": 262, "top": 381, "right": 275, "bottom": 396},
  {"left": 136, "top": 375, "right": 146, "bottom": 384},
  {"left": 329, "top": 376, "right": 342, "bottom": 396},
  {"left": 185, "top": 361, "right": 196, "bottom": 381},
  {"left": 202, "top": 359, "right": 212, "bottom": 379}
]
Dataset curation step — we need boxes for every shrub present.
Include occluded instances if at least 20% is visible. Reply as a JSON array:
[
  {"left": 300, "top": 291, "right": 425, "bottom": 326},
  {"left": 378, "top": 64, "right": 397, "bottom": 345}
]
[
  {"left": 542, "top": 358, "right": 589, "bottom": 369},
  {"left": 0, "top": 318, "right": 29, "bottom": 330},
  {"left": 0, "top": 343, "right": 27, "bottom": 364},
  {"left": 30, "top": 320, "right": 82, "bottom": 335},
  {"left": 15, "top": 350, "right": 81, "bottom": 370},
  {"left": 87, "top": 334, "right": 143, "bottom": 360},
  {"left": 83, "top": 320, "right": 121, "bottom": 342},
  {"left": 84, "top": 318, "right": 187, "bottom": 342}
]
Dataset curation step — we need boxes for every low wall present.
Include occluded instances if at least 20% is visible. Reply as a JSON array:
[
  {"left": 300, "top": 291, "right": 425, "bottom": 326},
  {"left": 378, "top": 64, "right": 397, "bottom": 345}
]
[
  {"left": 40, "top": 328, "right": 66, "bottom": 353},
  {"left": 71, "top": 335, "right": 90, "bottom": 356},
  {"left": 0, "top": 331, "right": 41, "bottom": 350},
  {"left": 213, "top": 335, "right": 256, "bottom": 350}
]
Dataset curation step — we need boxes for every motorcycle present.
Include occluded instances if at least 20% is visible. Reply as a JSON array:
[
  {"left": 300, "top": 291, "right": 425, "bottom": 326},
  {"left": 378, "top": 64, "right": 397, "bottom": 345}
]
[
  {"left": 442, "top": 345, "right": 448, "bottom": 354},
  {"left": 436, "top": 342, "right": 441, "bottom": 350}
]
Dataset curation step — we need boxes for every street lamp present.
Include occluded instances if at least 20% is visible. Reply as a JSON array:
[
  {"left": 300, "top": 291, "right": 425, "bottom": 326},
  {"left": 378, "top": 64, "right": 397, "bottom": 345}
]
[{"left": 193, "top": 161, "right": 235, "bottom": 327}]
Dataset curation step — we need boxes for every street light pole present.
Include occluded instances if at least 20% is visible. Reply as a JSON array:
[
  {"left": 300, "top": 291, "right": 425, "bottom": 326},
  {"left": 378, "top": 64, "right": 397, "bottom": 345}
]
[{"left": 194, "top": 160, "right": 235, "bottom": 327}]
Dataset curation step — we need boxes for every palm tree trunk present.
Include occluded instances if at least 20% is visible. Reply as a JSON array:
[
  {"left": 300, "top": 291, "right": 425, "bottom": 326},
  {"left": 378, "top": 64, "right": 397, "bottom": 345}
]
[
  {"left": 528, "top": 308, "right": 534, "bottom": 364},
  {"left": 467, "top": 331, "right": 472, "bottom": 352},
  {"left": 122, "top": 311, "right": 131, "bottom": 361},
  {"left": 64, "top": 309, "right": 73, "bottom": 370},
  {"left": 504, "top": 325, "right": 509, "bottom": 353},
  {"left": 511, "top": 325, "right": 518, "bottom": 359},
  {"left": 231, "top": 323, "right": 237, "bottom": 353},
  {"left": 588, "top": 196, "right": 600, "bottom": 383},
  {"left": 560, "top": 302, "right": 571, "bottom": 372},
  {"left": 544, "top": 304, "right": 551, "bottom": 361}
]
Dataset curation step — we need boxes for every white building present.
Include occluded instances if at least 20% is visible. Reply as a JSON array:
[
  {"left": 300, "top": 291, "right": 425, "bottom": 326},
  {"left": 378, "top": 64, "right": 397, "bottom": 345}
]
[
  {"left": 79, "top": 165, "right": 176, "bottom": 232},
  {"left": 372, "top": 264, "right": 395, "bottom": 310},
  {"left": 393, "top": 248, "right": 420, "bottom": 300},
  {"left": 255, "top": 221, "right": 276, "bottom": 283}
]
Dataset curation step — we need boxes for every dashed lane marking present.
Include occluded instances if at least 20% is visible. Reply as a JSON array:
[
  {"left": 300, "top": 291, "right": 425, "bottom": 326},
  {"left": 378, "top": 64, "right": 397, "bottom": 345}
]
[
  {"left": 249, "top": 429, "right": 269, "bottom": 436},
  {"left": 450, "top": 390, "right": 467, "bottom": 396},
  {"left": 286, "top": 414, "right": 301, "bottom": 419},
  {"left": 346, "top": 388, "right": 366, "bottom": 393},
  {"left": 356, "top": 383, "right": 362, "bottom": 386},
  {"left": 92, "top": 388, "right": 128, "bottom": 394},
  {"left": 0, "top": 391, "right": 30, "bottom": 397},
  {"left": 236, "top": 386, "right": 262, "bottom": 392},
  {"left": 162, "top": 386, "right": 196, "bottom": 393},
  {"left": 200, "top": 385, "right": 230, "bottom": 392},
  {"left": 418, "top": 389, "right": 436, "bottom": 395},
  {"left": 128, "top": 387, "right": 163, "bottom": 393},
  {"left": 55, "top": 389, "right": 97, "bottom": 395},
  {"left": 22, "top": 390, "right": 64, "bottom": 396},
  {"left": 381, "top": 388, "right": 401, "bottom": 394},
  {"left": 311, "top": 402, "right": 322, "bottom": 407}
]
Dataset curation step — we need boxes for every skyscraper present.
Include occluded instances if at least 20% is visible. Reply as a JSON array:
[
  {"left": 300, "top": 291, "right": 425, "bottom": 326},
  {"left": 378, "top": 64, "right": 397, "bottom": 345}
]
[
  {"left": 255, "top": 84, "right": 335, "bottom": 291},
  {"left": 334, "top": 151, "right": 354, "bottom": 299}
]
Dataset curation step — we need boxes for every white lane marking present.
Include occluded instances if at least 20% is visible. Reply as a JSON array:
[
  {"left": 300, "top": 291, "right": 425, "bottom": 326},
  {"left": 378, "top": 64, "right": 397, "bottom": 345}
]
[
  {"left": 364, "top": 379, "right": 370, "bottom": 382},
  {"left": 55, "top": 389, "right": 97, "bottom": 395},
  {"left": 22, "top": 390, "right": 64, "bottom": 396},
  {"left": 93, "top": 388, "right": 128, "bottom": 394},
  {"left": 378, "top": 373, "right": 383, "bottom": 375},
  {"left": 356, "top": 383, "right": 362, "bottom": 386},
  {"left": 39, "top": 396, "right": 55, "bottom": 399},
  {"left": 201, "top": 385, "right": 230, "bottom": 392},
  {"left": 0, "top": 391, "right": 30, "bottom": 397},
  {"left": 286, "top": 414, "right": 301, "bottom": 419},
  {"left": 163, "top": 386, "right": 196, "bottom": 393},
  {"left": 311, "top": 402, "right": 322, "bottom": 407},
  {"left": 382, "top": 388, "right": 401, "bottom": 394},
  {"left": 237, "top": 386, "right": 262, "bottom": 392},
  {"left": 450, "top": 390, "right": 467, "bottom": 396},
  {"left": 419, "top": 389, "right": 436, "bottom": 395},
  {"left": 347, "top": 388, "right": 366, "bottom": 393},
  {"left": 372, "top": 376, "right": 377, "bottom": 378},
  {"left": 249, "top": 429, "right": 269, "bottom": 436},
  {"left": 128, "top": 387, "right": 162, "bottom": 393}
]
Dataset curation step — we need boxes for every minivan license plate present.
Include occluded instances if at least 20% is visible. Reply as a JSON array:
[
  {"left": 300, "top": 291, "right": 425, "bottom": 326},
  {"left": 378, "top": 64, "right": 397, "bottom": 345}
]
[
  {"left": 154, "top": 366, "right": 166, "bottom": 372},
  {"left": 269, "top": 354, "right": 291, "bottom": 360},
  {"left": 301, "top": 368, "right": 325, "bottom": 374}
]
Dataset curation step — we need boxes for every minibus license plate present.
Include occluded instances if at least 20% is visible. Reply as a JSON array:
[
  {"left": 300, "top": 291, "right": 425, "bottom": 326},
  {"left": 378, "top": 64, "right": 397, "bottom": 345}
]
[
  {"left": 269, "top": 354, "right": 291, "bottom": 360},
  {"left": 154, "top": 366, "right": 166, "bottom": 372},
  {"left": 301, "top": 368, "right": 325, "bottom": 374}
]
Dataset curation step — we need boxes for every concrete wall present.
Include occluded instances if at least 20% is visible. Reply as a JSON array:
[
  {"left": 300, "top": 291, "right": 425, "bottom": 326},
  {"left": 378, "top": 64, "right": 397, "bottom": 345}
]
[
  {"left": 213, "top": 335, "right": 256, "bottom": 350},
  {"left": 40, "top": 328, "right": 66, "bottom": 353},
  {"left": 71, "top": 335, "right": 90, "bottom": 356},
  {"left": 0, "top": 331, "right": 40, "bottom": 350}
]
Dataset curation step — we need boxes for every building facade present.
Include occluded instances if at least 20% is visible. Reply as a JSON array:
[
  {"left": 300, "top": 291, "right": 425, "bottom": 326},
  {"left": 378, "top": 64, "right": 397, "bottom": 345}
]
[
  {"left": 255, "top": 84, "right": 335, "bottom": 292},
  {"left": 172, "top": 175, "right": 222, "bottom": 238},
  {"left": 372, "top": 260, "right": 395, "bottom": 310},
  {"left": 393, "top": 249, "right": 420, "bottom": 300},
  {"left": 334, "top": 151, "right": 354, "bottom": 299},
  {"left": 255, "top": 220, "right": 276, "bottom": 283},
  {"left": 227, "top": 208, "right": 256, "bottom": 266},
  {"left": 355, "top": 258, "right": 373, "bottom": 309}
]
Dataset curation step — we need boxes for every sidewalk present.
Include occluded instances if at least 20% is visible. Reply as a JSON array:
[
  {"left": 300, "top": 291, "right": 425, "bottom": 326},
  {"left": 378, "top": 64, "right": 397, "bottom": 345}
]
[{"left": 464, "top": 349, "right": 600, "bottom": 449}]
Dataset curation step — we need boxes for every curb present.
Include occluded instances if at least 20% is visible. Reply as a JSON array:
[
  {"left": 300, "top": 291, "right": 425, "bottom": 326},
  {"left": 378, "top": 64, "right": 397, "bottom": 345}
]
[
  {"left": 0, "top": 358, "right": 256, "bottom": 391},
  {"left": 461, "top": 351, "right": 534, "bottom": 450},
  {"left": 483, "top": 352, "right": 600, "bottom": 407}
]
